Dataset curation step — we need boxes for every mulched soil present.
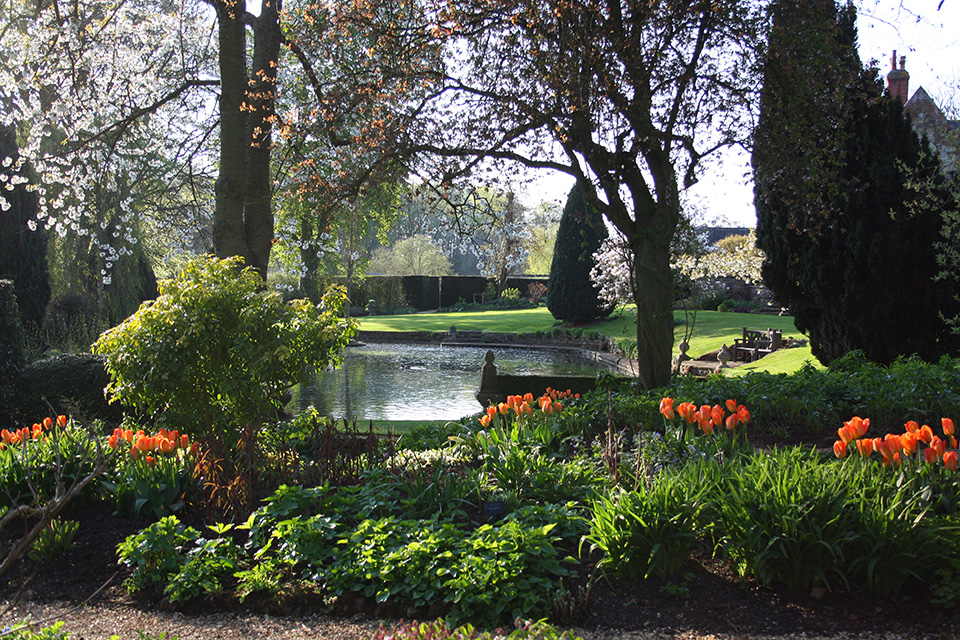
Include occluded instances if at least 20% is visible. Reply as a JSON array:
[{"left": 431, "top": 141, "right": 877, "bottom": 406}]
[{"left": 3, "top": 496, "right": 959, "bottom": 640}]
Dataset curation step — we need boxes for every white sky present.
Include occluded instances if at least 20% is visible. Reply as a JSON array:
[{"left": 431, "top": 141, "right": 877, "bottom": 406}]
[{"left": 520, "top": 0, "right": 960, "bottom": 227}]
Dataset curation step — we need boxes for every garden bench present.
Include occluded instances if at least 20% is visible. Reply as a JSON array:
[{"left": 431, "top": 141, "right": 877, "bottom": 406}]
[{"left": 733, "top": 327, "right": 782, "bottom": 362}]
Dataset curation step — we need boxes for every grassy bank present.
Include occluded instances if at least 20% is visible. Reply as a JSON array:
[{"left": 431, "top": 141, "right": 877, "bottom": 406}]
[{"left": 357, "top": 307, "right": 818, "bottom": 375}]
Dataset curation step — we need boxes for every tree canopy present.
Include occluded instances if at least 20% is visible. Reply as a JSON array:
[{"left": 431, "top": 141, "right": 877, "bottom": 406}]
[{"left": 753, "top": 0, "right": 960, "bottom": 365}]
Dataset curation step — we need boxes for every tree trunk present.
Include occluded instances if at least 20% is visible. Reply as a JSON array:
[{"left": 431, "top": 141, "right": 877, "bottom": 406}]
[
  {"left": 631, "top": 227, "right": 675, "bottom": 390},
  {"left": 244, "top": 0, "right": 282, "bottom": 278},
  {"left": 213, "top": 2, "right": 248, "bottom": 263}
]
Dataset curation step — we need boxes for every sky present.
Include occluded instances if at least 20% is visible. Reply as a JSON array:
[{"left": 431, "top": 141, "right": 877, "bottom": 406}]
[{"left": 519, "top": 1, "right": 960, "bottom": 228}]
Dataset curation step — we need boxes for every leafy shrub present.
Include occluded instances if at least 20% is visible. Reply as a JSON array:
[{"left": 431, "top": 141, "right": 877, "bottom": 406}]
[
  {"left": 163, "top": 525, "right": 241, "bottom": 603},
  {"left": 2, "top": 621, "right": 71, "bottom": 640},
  {"left": 93, "top": 256, "right": 356, "bottom": 464},
  {"left": 117, "top": 515, "right": 200, "bottom": 593},
  {"left": 9, "top": 354, "right": 123, "bottom": 425}
]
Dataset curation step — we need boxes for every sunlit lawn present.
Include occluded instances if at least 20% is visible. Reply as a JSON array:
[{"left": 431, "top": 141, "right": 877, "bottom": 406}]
[{"left": 356, "top": 306, "right": 818, "bottom": 376}]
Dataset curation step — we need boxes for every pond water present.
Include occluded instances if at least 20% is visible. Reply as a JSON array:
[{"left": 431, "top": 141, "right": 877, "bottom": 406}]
[{"left": 286, "top": 342, "right": 600, "bottom": 421}]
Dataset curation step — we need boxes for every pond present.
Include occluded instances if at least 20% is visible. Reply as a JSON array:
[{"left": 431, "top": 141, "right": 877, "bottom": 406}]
[{"left": 286, "top": 342, "right": 600, "bottom": 421}]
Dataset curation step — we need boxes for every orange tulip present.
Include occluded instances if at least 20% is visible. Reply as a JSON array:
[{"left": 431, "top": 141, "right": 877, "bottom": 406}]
[
  {"left": 943, "top": 418, "right": 955, "bottom": 436},
  {"left": 725, "top": 413, "right": 740, "bottom": 431},
  {"left": 180, "top": 434, "right": 190, "bottom": 449},
  {"left": 659, "top": 397, "right": 675, "bottom": 420},
  {"left": 919, "top": 425, "right": 934, "bottom": 444},
  {"left": 498, "top": 402, "right": 510, "bottom": 415},
  {"left": 931, "top": 435, "right": 947, "bottom": 458},
  {"left": 899, "top": 433, "right": 918, "bottom": 457},
  {"left": 159, "top": 438, "right": 175, "bottom": 454},
  {"left": 700, "top": 421, "right": 715, "bottom": 436},
  {"left": 904, "top": 420, "right": 920, "bottom": 434},
  {"left": 833, "top": 440, "right": 848, "bottom": 459},
  {"left": 845, "top": 416, "right": 869, "bottom": 438},
  {"left": 479, "top": 414, "right": 492, "bottom": 427},
  {"left": 523, "top": 392, "right": 534, "bottom": 403},
  {"left": 925, "top": 447, "right": 939, "bottom": 465},
  {"left": 56, "top": 415, "right": 67, "bottom": 428},
  {"left": 837, "top": 425, "right": 856, "bottom": 444},
  {"left": 737, "top": 406, "right": 751, "bottom": 424},
  {"left": 725, "top": 399, "right": 738, "bottom": 413},
  {"left": 856, "top": 438, "right": 874, "bottom": 457},
  {"left": 711, "top": 405, "right": 724, "bottom": 427},
  {"left": 145, "top": 455, "right": 156, "bottom": 467},
  {"left": 130, "top": 446, "right": 139, "bottom": 461},
  {"left": 944, "top": 450, "right": 958, "bottom": 471},
  {"left": 42, "top": 417, "right": 53, "bottom": 430},
  {"left": 107, "top": 434, "right": 119, "bottom": 449},
  {"left": 700, "top": 405, "right": 711, "bottom": 424},
  {"left": 554, "top": 402, "right": 562, "bottom": 413}
]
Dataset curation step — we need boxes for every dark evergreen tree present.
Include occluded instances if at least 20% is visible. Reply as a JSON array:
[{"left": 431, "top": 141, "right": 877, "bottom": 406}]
[
  {"left": 0, "top": 125, "right": 50, "bottom": 331},
  {"left": 547, "top": 183, "right": 611, "bottom": 324},
  {"left": 753, "top": 0, "right": 958, "bottom": 365}
]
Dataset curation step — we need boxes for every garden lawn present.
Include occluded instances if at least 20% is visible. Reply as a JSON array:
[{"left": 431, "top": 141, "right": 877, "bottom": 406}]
[{"left": 357, "top": 308, "right": 817, "bottom": 375}]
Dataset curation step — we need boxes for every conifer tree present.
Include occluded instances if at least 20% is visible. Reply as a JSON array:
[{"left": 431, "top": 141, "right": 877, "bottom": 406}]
[
  {"left": 753, "top": 0, "right": 958, "bottom": 365},
  {"left": 547, "top": 184, "right": 611, "bottom": 324}
]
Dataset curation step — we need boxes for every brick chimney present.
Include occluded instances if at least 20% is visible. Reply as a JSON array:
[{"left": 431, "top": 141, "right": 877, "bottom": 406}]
[{"left": 886, "top": 50, "right": 910, "bottom": 103}]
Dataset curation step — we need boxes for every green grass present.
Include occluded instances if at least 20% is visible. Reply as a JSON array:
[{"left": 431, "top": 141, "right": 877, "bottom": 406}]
[
  {"left": 358, "top": 307, "right": 558, "bottom": 334},
  {"left": 357, "top": 307, "right": 817, "bottom": 376}
]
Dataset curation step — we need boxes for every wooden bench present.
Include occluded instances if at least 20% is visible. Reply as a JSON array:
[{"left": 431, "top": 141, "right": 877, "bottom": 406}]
[{"left": 733, "top": 328, "right": 783, "bottom": 362}]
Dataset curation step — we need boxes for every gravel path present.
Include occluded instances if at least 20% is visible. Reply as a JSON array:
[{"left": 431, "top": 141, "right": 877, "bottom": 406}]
[{"left": 3, "top": 601, "right": 937, "bottom": 640}]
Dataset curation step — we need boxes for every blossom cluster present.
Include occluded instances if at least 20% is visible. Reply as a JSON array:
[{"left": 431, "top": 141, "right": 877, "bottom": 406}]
[{"left": 833, "top": 415, "right": 958, "bottom": 470}]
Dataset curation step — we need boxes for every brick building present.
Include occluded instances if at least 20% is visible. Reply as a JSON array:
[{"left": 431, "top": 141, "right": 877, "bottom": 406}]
[{"left": 886, "top": 50, "right": 958, "bottom": 172}]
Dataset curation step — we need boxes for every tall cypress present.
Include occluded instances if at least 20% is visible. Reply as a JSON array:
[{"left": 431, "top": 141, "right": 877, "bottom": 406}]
[
  {"left": 753, "top": 0, "right": 958, "bottom": 365},
  {"left": 547, "top": 183, "right": 611, "bottom": 324}
]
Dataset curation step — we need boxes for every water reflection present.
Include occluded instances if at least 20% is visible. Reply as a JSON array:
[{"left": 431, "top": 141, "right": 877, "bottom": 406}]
[{"left": 287, "top": 342, "right": 598, "bottom": 421}]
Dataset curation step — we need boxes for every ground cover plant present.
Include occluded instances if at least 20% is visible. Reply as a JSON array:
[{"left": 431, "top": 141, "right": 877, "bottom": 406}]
[{"left": 7, "top": 319, "right": 960, "bottom": 637}]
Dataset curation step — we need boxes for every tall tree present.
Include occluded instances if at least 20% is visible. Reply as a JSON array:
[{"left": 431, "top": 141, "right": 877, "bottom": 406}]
[
  {"left": 547, "top": 183, "right": 610, "bottom": 324},
  {"left": 753, "top": 0, "right": 959, "bottom": 365},
  {"left": 373, "top": 0, "right": 763, "bottom": 388},
  {"left": 0, "top": 125, "right": 49, "bottom": 330}
]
